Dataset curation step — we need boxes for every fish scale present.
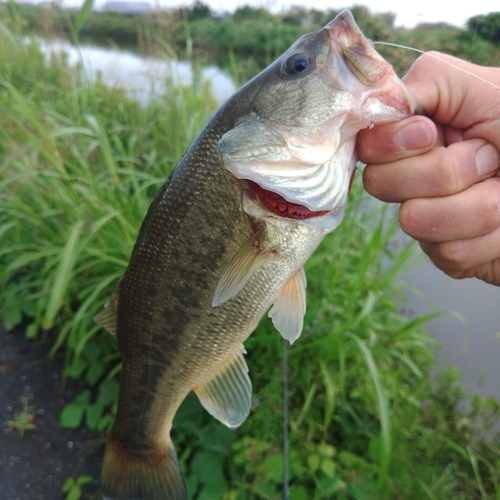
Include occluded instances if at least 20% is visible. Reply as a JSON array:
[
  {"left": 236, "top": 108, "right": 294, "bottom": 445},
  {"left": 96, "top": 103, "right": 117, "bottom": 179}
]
[{"left": 95, "top": 10, "right": 421, "bottom": 499}]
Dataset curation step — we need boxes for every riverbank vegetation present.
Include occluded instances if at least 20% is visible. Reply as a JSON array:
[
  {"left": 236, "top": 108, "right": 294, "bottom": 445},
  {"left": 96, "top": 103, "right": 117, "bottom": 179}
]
[
  {"left": 1, "top": 2, "right": 500, "bottom": 499},
  {"left": 2, "top": 1, "right": 500, "bottom": 82}
]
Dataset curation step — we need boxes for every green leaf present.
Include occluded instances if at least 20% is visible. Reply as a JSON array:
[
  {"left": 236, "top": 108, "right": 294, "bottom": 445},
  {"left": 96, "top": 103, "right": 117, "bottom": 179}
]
[
  {"left": 66, "top": 358, "right": 88, "bottom": 379},
  {"left": 25, "top": 322, "right": 38, "bottom": 339},
  {"left": 200, "top": 422, "right": 236, "bottom": 453},
  {"left": 338, "top": 451, "right": 366, "bottom": 470},
  {"left": 263, "top": 453, "right": 284, "bottom": 483},
  {"left": 85, "top": 403, "right": 104, "bottom": 430},
  {"left": 289, "top": 486, "right": 308, "bottom": 500},
  {"left": 198, "top": 477, "right": 229, "bottom": 499},
  {"left": 307, "top": 453, "right": 320, "bottom": 472},
  {"left": 73, "top": 390, "right": 91, "bottom": 406},
  {"left": 98, "top": 379, "right": 120, "bottom": 406},
  {"left": 369, "top": 436, "right": 382, "bottom": 464},
  {"left": 60, "top": 404, "right": 85, "bottom": 429},
  {"left": 61, "top": 477, "right": 75, "bottom": 492},
  {"left": 96, "top": 413, "right": 115, "bottom": 432},
  {"left": 73, "top": 0, "right": 94, "bottom": 38},
  {"left": 66, "top": 484, "right": 82, "bottom": 500},
  {"left": 320, "top": 457, "right": 336, "bottom": 478},
  {"left": 190, "top": 451, "right": 224, "bottom": 485},
  {"left": 85, "top": 363, "right": 104, "bottom": 386},
  {"left": 347, "top": 333, "right": 391, "bottom": 486},
  {"left": 83, "top": 342, "right": 102, "bottom": 362},
  {"left": 43, "top": 221, "right": 84, "bottom": 329},
  {"left": 3, "top": 306, "right": 22, "bottom": 331},
  {"left": 319, "top": 361, "right": 336, "bottom": 431},
  {"left": 76, "top": 474, "right": 93, "bottom": 485},
  {"left": 185, "top": 474, "right": 198, "bottom": 498}
]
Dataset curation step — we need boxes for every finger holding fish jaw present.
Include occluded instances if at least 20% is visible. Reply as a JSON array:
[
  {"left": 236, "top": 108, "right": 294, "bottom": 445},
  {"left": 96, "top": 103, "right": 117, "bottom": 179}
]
[
  {"left": 360, "top": 124, "right": 500, "bottom": 284},
  {"left": 361, "top": 132, "right": 499, "bottom": 202},
  {"left": 358, "top": 52, "right": 500, "bottom": 285}
]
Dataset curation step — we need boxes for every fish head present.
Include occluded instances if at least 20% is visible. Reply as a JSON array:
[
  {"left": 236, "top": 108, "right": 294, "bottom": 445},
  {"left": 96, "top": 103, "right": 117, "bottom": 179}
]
[{"left": 219, "top": 10, "right": 421, "bottom": 231}]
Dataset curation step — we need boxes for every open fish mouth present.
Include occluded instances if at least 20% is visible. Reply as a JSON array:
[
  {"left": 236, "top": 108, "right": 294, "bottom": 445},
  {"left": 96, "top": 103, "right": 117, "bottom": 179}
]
[
  {"left": 247, "top": 180, "right": 330, "bottom": 219},
  {"left": 246, "top": 167, "right": 357, "bottom": 221}
]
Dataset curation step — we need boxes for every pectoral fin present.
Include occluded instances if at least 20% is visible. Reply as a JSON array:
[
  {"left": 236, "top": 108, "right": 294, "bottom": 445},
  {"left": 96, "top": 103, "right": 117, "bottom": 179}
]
[
  {"left": 212, "top": 227, "right": 273, "bottom": 307},
  {"left": 194, "top": 346, "right": 252, "bottom": 428},
  {"left": 94, "top": 289, "right": 120, "bottom": 337},
  {"left": 268, "top": 267, "right": 307, "bottom": 344}
]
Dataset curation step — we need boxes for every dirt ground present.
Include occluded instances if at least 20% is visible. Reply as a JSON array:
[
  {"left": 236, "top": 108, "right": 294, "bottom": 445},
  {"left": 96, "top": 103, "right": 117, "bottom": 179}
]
[{"left": 0, "top": 325, "right": 103, "bottom": 500}]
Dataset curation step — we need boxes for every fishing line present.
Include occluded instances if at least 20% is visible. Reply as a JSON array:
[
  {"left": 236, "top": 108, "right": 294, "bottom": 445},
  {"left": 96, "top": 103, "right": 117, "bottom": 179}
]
[
  {"left": 374, "top": 41, "right": 500, "bottom": 91},
  {"left": 283, "top": 339, "right": 289, "bottom": 500}
]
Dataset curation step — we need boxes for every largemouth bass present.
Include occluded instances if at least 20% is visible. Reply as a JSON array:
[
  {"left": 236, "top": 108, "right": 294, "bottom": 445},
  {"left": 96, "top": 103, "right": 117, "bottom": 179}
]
[{"left": 96, "top": 10, "right": 420, "bottom": 500}]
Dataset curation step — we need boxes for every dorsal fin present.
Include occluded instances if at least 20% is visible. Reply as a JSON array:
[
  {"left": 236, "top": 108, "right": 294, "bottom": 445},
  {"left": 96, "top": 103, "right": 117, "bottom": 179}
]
[
  {"left": 212, "top": 227, "right": 273, "bottom": 307},
  {"left": 194, "top": 346, "right": 251, "bottom": 428},
  {"left": 268, "top": 267, "right": 307, "bottom": 344}
]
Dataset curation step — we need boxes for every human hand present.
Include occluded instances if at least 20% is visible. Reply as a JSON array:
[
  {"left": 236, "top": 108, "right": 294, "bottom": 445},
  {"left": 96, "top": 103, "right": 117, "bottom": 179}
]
[{"left": 358, "top": 52, "right": 500, "bottom": 286}]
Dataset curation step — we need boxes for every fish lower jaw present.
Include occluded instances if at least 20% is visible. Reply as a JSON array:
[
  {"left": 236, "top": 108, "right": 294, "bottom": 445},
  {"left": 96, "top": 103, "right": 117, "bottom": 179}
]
[{"left": 246, "top": 180, "right": 330, "bottom": 220}]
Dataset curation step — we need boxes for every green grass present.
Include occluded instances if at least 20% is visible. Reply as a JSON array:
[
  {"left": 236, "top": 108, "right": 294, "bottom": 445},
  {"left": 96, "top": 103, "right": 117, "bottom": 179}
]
[
  {"left": 5, "top": 396, "right": 37, "bottom": 437},
  {"left": 0, "top": 9, "right": 499, "bottom": 500}
]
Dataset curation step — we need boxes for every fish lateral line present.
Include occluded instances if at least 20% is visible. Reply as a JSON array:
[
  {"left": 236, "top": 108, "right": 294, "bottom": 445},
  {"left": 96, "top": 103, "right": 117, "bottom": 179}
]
[{"left": 373, "top": 41, "right": 500, "bottom": 91}]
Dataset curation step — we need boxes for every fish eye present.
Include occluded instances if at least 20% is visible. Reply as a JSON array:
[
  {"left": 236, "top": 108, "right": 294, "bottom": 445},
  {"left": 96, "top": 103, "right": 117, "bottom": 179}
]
[{"left": 282, "top": 52, "right": 313, "bottom": 77}]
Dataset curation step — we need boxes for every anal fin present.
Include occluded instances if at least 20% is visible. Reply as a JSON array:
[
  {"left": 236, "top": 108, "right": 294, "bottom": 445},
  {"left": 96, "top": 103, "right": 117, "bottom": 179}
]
[
  {"left": 94, "top": 285, "right": 120, "bottom": 337},
  {"left": 194, "top": 346, "right": 252, "bottom": 428},
  {"left": 268, "top": 267, "right": 307, "bottom": 344}
]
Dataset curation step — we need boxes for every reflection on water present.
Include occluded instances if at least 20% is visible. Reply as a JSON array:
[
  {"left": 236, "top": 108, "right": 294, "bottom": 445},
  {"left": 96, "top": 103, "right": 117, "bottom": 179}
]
[
  {"left": 38, "top": 39, "right": 237, "bottom": 106},
  {"left": 398, "top": 227, "right": 500, "bottom": 399}
]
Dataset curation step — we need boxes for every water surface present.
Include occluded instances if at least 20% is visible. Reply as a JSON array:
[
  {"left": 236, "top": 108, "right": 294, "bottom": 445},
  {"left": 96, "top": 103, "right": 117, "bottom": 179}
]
[
  {"left": 402, "top": 242, "right": 500, "bottom": 399},
  {"left": 39, "top": 39, "right": 236, "bottom": 106}
]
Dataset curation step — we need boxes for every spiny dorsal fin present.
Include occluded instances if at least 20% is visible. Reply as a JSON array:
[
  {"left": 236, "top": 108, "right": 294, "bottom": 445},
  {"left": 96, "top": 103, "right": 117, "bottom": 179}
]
[
  {"left": 268, "top": 267, "right": 307, "bottom": 344},
  {"left": 94, "top": 289, "right": 120, "bottom": 337},
  {"left": 212, "top": 227, "right": 273, "bottom": 307},
  {"left": 194, "top": 346, "right": 251, "bottom": 428}
]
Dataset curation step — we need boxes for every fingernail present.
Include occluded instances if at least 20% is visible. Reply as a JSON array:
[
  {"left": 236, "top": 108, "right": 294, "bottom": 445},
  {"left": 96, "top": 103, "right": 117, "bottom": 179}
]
[
  {"left": 395, "top": 121, "right": 434, "bottom": 151},
  {"left": 475, "top": 144, "right": 500, "bottom": 178}
]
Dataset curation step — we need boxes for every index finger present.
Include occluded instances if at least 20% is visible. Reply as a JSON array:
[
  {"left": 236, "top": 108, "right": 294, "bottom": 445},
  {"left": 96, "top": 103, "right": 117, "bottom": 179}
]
[{"left": 362, "top": 139, "right": 499, "bottom": 203}]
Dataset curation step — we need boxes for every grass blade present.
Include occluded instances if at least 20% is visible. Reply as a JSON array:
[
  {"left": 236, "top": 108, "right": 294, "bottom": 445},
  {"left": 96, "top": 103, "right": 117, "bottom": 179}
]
[
  {"left": 74, "top": 0, "right": 94, "bottom": 39},
  {"left": 348, "top": 333, "right": 391, "bottom": 487},
  {"left": 43, "top": 221, "right": 84, "bottom": 329}
]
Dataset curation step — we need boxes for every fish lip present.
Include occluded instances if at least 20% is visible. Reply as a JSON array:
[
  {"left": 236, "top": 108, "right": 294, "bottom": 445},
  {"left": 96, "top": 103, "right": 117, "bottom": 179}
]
[
  {"left": 326, "top": 10, "right": 421, "bottom": 117},
  {"left": 243, "top": 179, "right": 331, "bottom": 220},
  {"left": 328, "top": 10, "right": 366, "bottom": 46}
]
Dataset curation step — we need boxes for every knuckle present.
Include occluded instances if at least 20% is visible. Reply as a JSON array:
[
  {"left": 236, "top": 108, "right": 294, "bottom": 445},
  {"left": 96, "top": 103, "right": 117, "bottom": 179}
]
[
  {"left": 442, "top": 150, "right": 467, "bottom": 195},
  {"left": 438, "top": 143, "right": 477, "bottom": 195},
  {"left": 431, "top": 240, "right": 468, "bottom": 273},
  {"left": 399, "top": 200, "right": 422, "bottom": 238},
  {"left": 478, "top": 180, "right": 500, "bottom": 230},
  {"left": 361, "top": 166, "right": 378, "bottom": 196}
]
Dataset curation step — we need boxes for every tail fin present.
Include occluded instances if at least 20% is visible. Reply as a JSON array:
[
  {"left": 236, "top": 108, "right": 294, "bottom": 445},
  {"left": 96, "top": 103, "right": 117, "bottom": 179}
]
[{"left": 100, "top": 437, "right": 187, "bottom": 500}]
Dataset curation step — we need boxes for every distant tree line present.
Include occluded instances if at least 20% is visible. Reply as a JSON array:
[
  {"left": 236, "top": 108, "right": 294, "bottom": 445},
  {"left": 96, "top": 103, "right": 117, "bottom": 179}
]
[{"left": 0, "top": 1, "right": 498, "bottom": 81}]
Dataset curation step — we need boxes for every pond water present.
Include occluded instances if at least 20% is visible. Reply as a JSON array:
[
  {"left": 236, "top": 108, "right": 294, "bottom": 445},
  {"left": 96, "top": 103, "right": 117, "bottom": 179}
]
[
  {"left": 400, "top": 232, "right": 500, "bottom": 399},
  {"left": 38, "top": 39, "right": 237, "bottom": 106},
  {"left": 41, "top": 40, "right": 500, "bottom": 400}
]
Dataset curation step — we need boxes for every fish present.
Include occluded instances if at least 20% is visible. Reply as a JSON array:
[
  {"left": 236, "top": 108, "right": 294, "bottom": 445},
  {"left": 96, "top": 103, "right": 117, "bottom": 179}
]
[{"left": 94, "top": 10, "right": 421, "bottom": 500}]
